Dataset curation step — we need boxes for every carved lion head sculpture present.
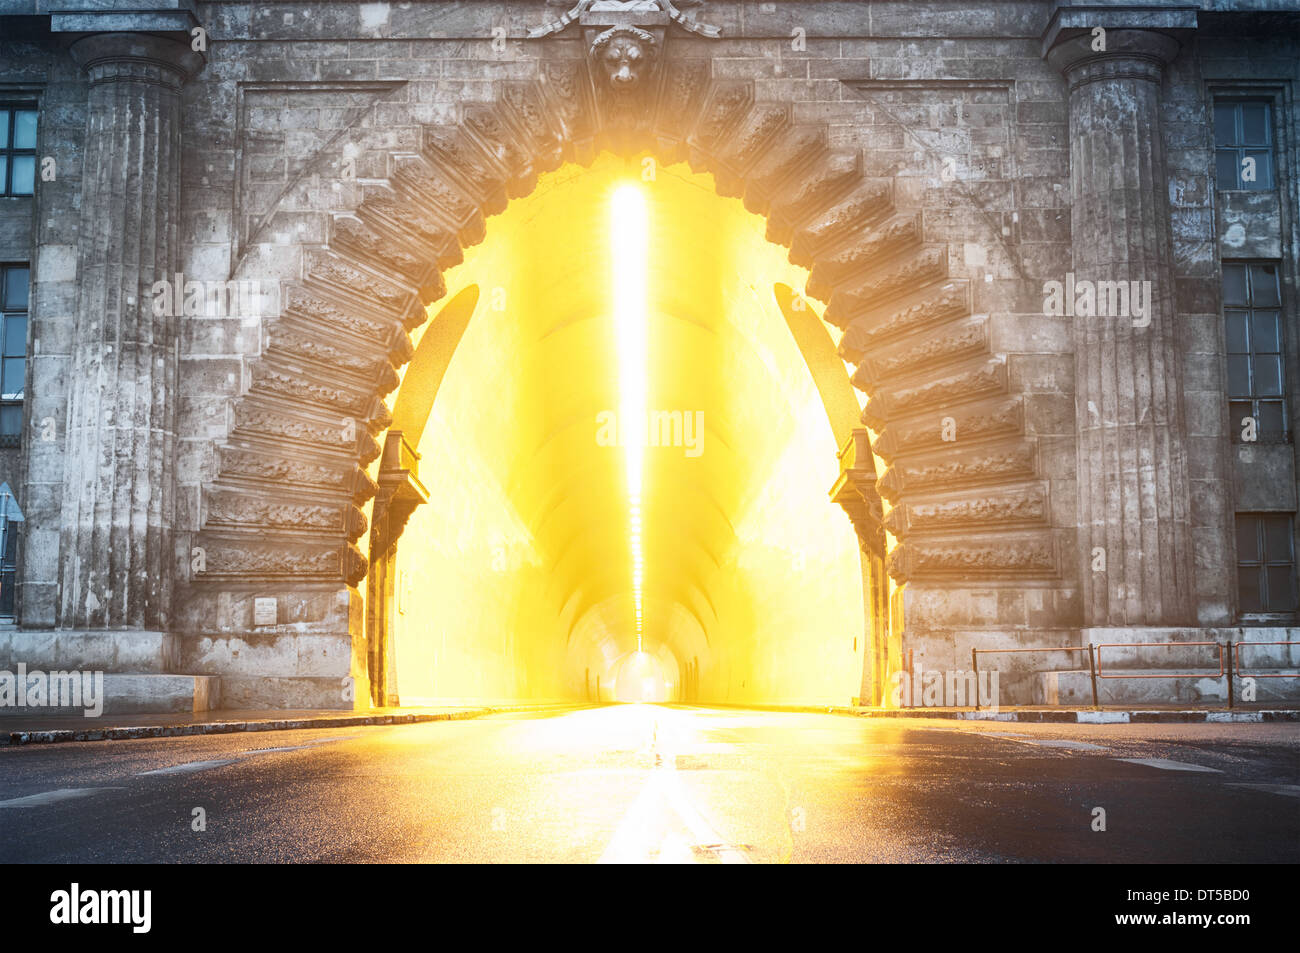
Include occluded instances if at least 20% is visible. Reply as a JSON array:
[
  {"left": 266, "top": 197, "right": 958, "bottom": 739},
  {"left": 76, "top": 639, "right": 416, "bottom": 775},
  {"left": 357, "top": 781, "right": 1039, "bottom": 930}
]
[{"left": 589, "top": 26, "right": 659, "bottom": 91}]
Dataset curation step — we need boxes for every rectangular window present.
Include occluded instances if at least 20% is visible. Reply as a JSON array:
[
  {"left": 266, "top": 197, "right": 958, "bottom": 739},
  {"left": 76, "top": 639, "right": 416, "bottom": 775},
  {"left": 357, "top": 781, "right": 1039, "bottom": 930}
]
[
  {"left": 1224, "top": 261, "right": 1286, "bottom": 441},
  {"left": 1214, "top": 99, "right": 1274, "bottom": 190},
  {"left": 0, "top": 264, "right": 28, "bottom": 447},
  {"left": 1237, "top": 514, "right": 1298, "bottom": 615},
  {"left": 0, "top": 507, "right": 16, "bottom": 621},
  {"left": 0, "top": 105, "right": 37, "bottom": 197}
]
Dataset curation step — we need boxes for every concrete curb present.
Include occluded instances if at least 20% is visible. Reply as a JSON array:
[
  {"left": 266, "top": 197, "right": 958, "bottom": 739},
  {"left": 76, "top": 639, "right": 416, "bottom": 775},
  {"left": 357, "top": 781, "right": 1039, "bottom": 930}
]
[
  {"left": 6, "top": 702, "right": 1296, "bottom": 746},
  {"left": 847, "top": 708, "right": 1300, "bottom": 723},
  {"left": 687, "top": 702, "right": 1300, "bottom": 723},
  {"left": 0, "top": 704, "right": 577, "bottom": 747}
]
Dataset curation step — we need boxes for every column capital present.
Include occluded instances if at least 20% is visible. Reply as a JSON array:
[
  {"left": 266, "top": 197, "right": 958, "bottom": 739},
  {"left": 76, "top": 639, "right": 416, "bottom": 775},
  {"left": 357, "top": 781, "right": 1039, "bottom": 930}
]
[
  {"left": 1045, "top": 28, "right": 1182, "bottom": 90},
  {"left": 1041, "top": 5, "right": 1194, "bottom": 89},
  {"left": 68, "top": 32, "right": 205, "bottom": 89}
]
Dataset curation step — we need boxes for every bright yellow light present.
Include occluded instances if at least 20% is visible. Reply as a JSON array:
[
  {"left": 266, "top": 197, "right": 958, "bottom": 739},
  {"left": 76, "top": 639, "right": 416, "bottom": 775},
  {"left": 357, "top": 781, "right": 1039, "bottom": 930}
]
[
  {"left": 613, "top": 650, "right": 671, "bottom": 703},
  {"left": 612, "top": 182, "right": 649, "bottom": 651},
  {"left": 386, "top": 156, "right": 869, "bottom": 708}
]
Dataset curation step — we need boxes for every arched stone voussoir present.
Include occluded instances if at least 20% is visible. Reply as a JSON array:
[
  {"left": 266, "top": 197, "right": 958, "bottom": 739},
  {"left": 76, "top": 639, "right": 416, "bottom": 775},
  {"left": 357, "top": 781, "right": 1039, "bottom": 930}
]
[
  {"left": 872, "top": 395, "right": 1024, "bottom": 464},
  {"left": 876, "top": 439, "right": 1038, "bottom": 505},
  {"left": 302, "top": 248, "right": 418, "bottom": 321},
  {"left": 281, "top": 285, "right": 404, "bottom": 350},
  {"left": 888, "top": 529, "right": 1059, "bottom": 584},
  {"left": 204, "top": 488, "right": 369, "bottom": 543},
  {"left": 821, "top": 245, "right": 950, "bottom": 323},
  {"left": 850, "top": 316, "right": 989, "bottom": 395},
  {"left": 248, "top": 364, "right": 378, "bottom": 421},
  {"left": 861, "top": 358, "right": 1008, "bottom": 434},
  {"left": 200, "top": 60, "right": 1056, "bottom": 597},
  {"left": 739, "top": 124, "right": 827, "bottom": 218},
  {"left": 464, "top": 102, "right": 548, "bottom": 185},
  {"left": 391, "top": 154, "right": 485, "bottom": 246},
  {"left": 837, "top": 282, "right": 970, "bottom": 365},
  {"left": 699, "top": 102, "right": 791, "bottom": 188},
  {"left": 266, "top": 311, "right": 396, "bottom": 381},
  {"left": 649, "top": 59, "right": 711, "bottom": 150},
  {"left": 764, "top": 150, "right": 861, "bottom": 248},
  {"left": 328, "top": 215, "right": 448, "bottom": 321},
  {"left": 689, "top": 82, "right": 756, "bottom": 156},
  {"left": 355, "top": 186, "right": 465, "bottom": 272},
  {"left": 388, "top": 332, "right": 415, "bottom": 368},
  {"left": 229, "top": 399, "right": 383, "bottom": 468},
  {"left": 217, "top": 445, "right": 367, "bottom": 497},
  {"left": 422, "top": 124, "right": 513, "bottom": 216},
  {"left": 790, "top": 178, "right": 894, "bottom": 272},
  {"left": 884, "top": 482, "right": 1051, "bottom": 539},
  {"left": 805, "top": 212, "right": 922, "bottom": 301},
  {"left": 329, "top": 214, "right": 430, "bottom": 285},
  {"left": 499, "top": 80, "right": 568, "bottom": 164},
  {"left": 189, "top": 532, "right": 365, "bottom": 584},
  {"left": 367, "top": 400, "right": 394, "bottom": 435}
]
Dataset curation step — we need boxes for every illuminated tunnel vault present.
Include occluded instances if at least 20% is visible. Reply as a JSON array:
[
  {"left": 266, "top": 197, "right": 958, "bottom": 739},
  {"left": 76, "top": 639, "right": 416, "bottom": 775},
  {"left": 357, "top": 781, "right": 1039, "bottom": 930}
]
[{"left": 377, "top": 157, "right": 877, "bottom": 707}]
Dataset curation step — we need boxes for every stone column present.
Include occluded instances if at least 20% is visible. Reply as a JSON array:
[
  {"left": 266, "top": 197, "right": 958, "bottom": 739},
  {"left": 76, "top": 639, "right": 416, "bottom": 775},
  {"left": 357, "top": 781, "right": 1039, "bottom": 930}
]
[
  {"left": 1047, "top": 29, "right": 1194, "bottom": 627},
  {"left": 58, "top": 33, "right": 202, "bottom": 629}
]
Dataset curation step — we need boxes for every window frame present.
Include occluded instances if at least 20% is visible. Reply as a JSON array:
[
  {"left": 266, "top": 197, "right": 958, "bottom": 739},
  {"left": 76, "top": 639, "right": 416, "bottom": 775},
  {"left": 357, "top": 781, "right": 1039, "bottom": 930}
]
[
  {"left": 1223, "top": 260, "right": 1288, "bottom": 443},
  {"left": 0, "top": 263, "right": 29, "bottom": 448},
  {"left": 0, "top": 103, "right": 38, "bottom": 198},
  {"left": 1235, "top": 512, "right": 1299, "bottom": 620},
  {"left": 1213, "top": 97, "right": 1276, "bottom": 191}
]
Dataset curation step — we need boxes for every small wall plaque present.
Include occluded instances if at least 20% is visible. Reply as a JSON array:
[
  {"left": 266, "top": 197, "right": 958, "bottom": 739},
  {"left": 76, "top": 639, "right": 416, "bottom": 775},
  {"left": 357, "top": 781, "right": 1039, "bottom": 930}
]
[{"left": 254, "top": 597, "right": 277, "bottom": 627}]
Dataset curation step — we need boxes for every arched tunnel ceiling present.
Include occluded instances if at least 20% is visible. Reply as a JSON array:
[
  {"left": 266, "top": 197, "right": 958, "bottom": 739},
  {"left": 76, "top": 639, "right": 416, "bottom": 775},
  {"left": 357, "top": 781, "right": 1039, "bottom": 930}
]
[{"left": 392, "top": 156, "right": 866, "bottom": 682}]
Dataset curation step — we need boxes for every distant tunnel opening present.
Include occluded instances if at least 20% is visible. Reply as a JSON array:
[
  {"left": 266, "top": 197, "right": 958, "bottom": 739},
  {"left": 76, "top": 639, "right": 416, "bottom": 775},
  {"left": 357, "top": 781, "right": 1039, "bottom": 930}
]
[{"left": 367, "top": 156, "right": 883, "bottom": 708}]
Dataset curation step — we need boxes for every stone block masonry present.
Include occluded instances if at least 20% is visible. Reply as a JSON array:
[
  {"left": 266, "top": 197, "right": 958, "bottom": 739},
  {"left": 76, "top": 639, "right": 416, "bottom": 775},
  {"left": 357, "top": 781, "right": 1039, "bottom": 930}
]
[{"left": 0, "top": 1, "right": 1296, "bottom": 709}]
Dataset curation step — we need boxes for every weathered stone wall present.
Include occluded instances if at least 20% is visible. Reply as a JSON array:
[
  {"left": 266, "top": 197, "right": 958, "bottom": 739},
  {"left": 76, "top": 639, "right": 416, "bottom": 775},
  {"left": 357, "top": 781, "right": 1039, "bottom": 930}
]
[
  {"left": 167, "top": 1, "right": 1083, "bottom": 704},
  {"left": 0, "top": 1, "right": 1297, "bottom": 707}
]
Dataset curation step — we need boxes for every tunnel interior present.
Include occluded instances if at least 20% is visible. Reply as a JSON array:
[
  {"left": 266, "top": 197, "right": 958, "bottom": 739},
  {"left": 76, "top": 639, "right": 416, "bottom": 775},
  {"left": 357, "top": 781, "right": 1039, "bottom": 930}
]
[{"left": 373, "top": 155, "right": 875, "bottom": 707}]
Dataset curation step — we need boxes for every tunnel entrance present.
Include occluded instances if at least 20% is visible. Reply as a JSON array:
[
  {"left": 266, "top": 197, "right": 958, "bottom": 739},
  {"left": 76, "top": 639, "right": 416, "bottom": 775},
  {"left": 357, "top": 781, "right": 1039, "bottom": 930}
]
[{"left": 366, "top": 156, "right": 884, "bottom": 708}]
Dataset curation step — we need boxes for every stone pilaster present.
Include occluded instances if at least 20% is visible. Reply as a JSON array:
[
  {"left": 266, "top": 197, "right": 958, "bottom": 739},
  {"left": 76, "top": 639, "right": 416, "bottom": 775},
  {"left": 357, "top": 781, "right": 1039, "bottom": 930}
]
[
  {"left": 58, "top": 33, "right": 202, "bottom": 628},
  {"left": 1047, "top": 28, "right": 1194, "bottom": 626}
]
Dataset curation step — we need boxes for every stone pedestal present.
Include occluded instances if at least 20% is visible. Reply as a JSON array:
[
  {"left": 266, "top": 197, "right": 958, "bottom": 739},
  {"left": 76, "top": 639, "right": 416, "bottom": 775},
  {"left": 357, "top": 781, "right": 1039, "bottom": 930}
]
[
  {"left": 1047, "top": 29, "right": 1195, "bottom": 627},
  {"left": 57, "top": 33, "right": 203, "bottom": 628}
]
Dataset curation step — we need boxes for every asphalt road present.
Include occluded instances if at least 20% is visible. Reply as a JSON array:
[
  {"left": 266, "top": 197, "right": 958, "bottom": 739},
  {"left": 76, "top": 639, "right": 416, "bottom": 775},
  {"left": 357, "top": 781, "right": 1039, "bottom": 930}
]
[{"left": 1, "top": 705, "right": 1297, "bottom": 863}]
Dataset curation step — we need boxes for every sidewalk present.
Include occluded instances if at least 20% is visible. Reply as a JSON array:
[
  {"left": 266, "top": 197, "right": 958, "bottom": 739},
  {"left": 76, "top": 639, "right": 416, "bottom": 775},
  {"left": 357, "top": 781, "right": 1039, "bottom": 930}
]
[
  {"left": 4, "top": 701, "right": 1298, "bottom": 746},
  {"left": 725, "top": 702, "right": 1300, "bottom": 724},
  {"left": 0, "top": 703, "right": 584, "bottom": 746}
]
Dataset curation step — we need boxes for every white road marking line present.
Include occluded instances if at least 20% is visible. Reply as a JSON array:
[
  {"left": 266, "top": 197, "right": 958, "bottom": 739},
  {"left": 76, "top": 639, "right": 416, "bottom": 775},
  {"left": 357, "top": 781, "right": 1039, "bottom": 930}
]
[
  {"left": 1228, "top": 782, "right": 1300, "bottom": 798},
  {"left": 598, "top": 770, "right": 671, "bottom": 864},
  {"left": 0, "top": 787, "right": 123, "bottom": 808},
  {"left": 598, "top": 768, "right": 750, "bottom": 865},
  {"left": 139, "top": 759, "right": 237, "bottom": 776},
  {"left": 598, "top": 712, "right": 749, "bottom": 864},
  {"left": 1116, "top": 758, "right": 1222, "bottom": 773},
  {"left": 1018, "top": 739, "right": 1104, "bottom": 750},
  {"left": 661, "top": 770, "right": 750, "bottom": 865},
  {"left": 986, "top": 735, "right": 1105, "bottom": 751}
]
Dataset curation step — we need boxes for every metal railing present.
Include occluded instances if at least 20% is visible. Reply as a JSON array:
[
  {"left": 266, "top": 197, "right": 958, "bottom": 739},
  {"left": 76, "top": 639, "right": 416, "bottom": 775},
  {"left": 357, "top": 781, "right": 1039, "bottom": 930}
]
[
  {"left": 959, "top": 639, "right": 1299, "bottom": 709},
  {"left": 1095, "top": 641, "right": 1224, "bottom": 679},
  {"left": 970, "top": 646, "right": 1096, "bottom": 711},
  {"left": 1233, "top": 641, "right": 1300, "bottom": 679},
  {"left": 1228, "top": 640, "right": 1300, "bottom": 708}
]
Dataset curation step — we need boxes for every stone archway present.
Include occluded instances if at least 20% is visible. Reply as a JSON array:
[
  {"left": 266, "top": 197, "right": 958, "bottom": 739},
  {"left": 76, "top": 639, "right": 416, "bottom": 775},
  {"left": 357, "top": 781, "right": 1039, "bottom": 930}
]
[{"left": 185, "top": 28, "right": 1057, "bottom": 708}]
